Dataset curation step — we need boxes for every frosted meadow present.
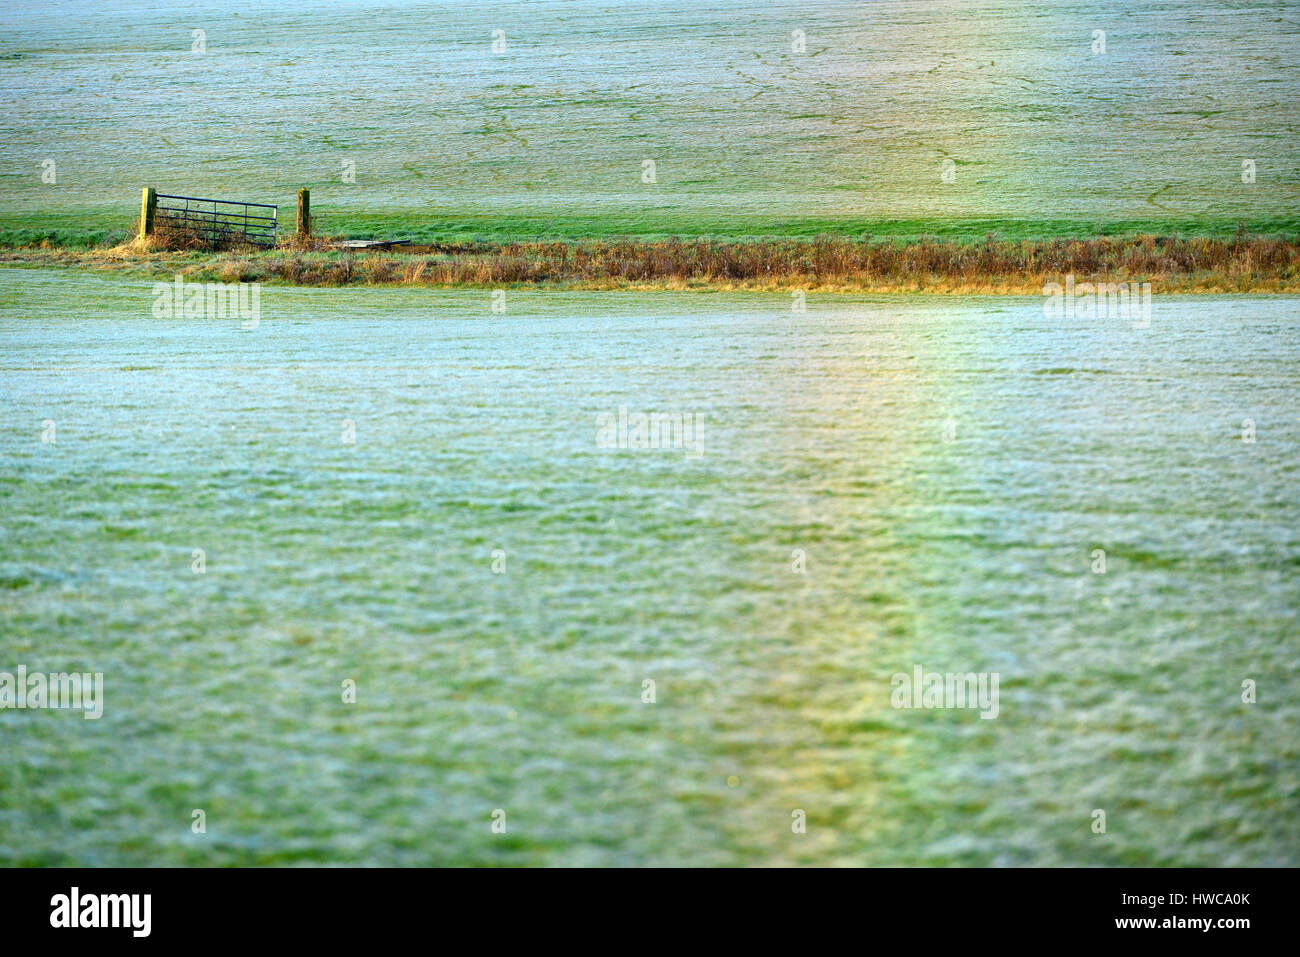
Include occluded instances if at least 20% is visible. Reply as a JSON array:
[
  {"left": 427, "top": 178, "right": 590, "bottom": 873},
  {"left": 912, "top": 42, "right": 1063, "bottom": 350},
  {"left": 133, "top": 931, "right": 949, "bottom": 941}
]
[{"left": 0, "top": 1, "right": 1297, "bottom": 867}]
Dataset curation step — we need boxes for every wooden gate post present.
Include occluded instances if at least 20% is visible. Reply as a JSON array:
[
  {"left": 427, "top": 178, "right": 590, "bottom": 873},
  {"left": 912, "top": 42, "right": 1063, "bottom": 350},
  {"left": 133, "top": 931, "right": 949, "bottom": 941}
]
[
  {"left": 297, "top": 189, "right": 310, "bottom": 237},
  {"left": 140, "top": 187, "right": 157, "bottom": 240}
]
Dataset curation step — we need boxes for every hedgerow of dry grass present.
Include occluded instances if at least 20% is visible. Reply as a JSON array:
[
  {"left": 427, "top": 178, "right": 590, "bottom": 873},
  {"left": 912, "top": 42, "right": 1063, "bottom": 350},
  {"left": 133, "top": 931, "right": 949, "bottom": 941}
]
[
  {"left": 10, "top": 231, "right": 1300, "bottom": 292},
  {"left": 238, "top": 233, "right": 1300, "bottom": 290}
]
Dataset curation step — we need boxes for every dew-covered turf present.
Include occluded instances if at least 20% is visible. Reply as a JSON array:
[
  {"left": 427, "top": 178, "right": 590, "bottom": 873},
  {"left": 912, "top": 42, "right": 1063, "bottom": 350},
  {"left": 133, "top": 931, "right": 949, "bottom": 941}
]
[
  {"left": 1, "top": 270, "right": 1296, "bottom": 865},
  {"left": 0, "top": 0, "right": 1297, "bottom": 244}
]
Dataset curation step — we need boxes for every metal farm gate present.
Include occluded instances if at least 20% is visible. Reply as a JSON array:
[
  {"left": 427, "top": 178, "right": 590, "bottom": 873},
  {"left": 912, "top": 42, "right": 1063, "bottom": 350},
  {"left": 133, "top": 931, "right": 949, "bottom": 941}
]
[{"left": 152, "top": 192, "right": 278, "bottom": 247}]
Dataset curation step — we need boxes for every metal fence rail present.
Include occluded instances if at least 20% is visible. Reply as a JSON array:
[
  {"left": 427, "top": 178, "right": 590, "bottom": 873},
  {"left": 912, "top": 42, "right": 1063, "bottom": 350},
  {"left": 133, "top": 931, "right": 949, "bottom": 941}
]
[{"left": 153, "top": 193, "right": 278, "bottom": 247}]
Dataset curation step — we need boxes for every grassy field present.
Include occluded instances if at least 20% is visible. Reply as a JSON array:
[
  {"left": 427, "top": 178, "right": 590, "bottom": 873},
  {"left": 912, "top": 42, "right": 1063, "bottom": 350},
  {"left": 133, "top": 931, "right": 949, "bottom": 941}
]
[
  {"left": 2, "top": 212, "right": 1300, "bottom": 251},
  {"left": 3, "top": 273, "right": 1297, "bottom": 865},
  {"left": 2, "top": 0, "right": 1298, "bottom": 870},
  {"left": 1, "top": 0, "right": 1296, "bottom": 250}
]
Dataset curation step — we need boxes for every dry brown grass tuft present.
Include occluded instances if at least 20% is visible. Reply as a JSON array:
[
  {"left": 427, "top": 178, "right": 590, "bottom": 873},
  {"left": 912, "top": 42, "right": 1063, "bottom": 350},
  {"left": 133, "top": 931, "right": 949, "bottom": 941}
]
[
  {"left": 276, "top": 230, "right": 343, "bottom": 253},
  {"left": 122, "top": 215, "right": 266, "bottom": 254}
]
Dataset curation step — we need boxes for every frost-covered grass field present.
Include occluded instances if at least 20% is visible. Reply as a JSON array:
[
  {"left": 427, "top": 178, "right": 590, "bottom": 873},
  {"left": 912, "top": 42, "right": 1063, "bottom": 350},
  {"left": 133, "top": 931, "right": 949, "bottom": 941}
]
[
  {"left": 1, "top": 0, "right": 1297, "bottom": 244},
  {"left": 0, "top": 1, "right": 1297, "bottom": 868},
  {"left": 1, "top": 273, "right": 1298, "bottom": 865}
]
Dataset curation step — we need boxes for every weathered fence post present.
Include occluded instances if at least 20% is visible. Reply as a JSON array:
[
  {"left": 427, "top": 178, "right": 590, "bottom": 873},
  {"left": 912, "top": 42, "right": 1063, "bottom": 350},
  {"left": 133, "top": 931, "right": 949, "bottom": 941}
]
[
  {"left": 297, "top": 189, "right": 310, "bottom": 237},
  {"left": 140, "top": 187, "right": 157, "bottom": 240}
]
